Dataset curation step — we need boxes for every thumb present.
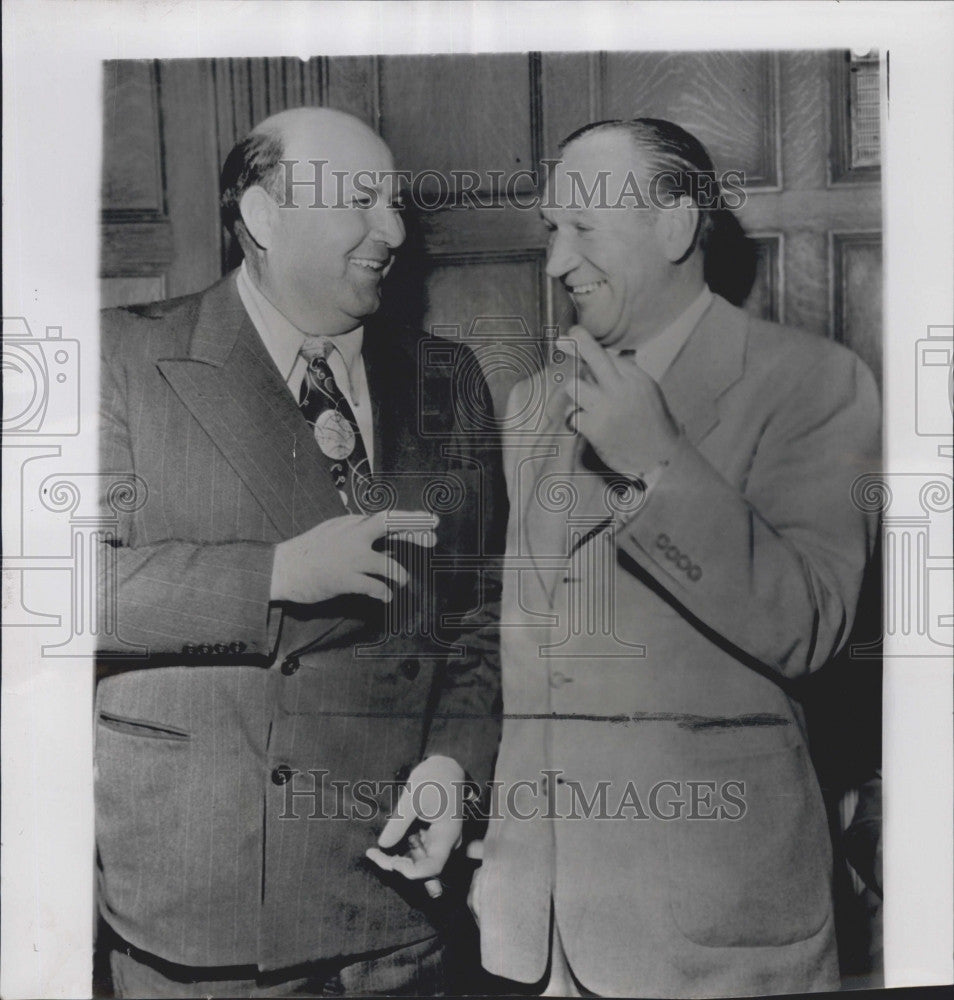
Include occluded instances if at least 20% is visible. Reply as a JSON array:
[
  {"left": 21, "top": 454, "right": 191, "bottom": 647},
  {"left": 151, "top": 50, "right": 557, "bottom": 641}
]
[
  {"left": 377, "top": 787, "right": 414, "bottom": 848},
  {"left": 465, "top": 839, "right": 484, "bottom": 861}
]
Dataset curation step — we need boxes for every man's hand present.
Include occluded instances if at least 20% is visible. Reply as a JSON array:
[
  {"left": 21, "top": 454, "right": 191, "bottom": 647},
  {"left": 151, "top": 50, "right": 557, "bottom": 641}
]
[
  {"left": 270, "top": 510, "right": 438, "bottom": 604},
  {"left": 565, "top": 324, "right": 681, "bottom": 477},
  {"left": 465, "top": 839, "right": 484, "bottom": 923},
  {"left": 365, "top": 755, "right": 465, "bottom": 899}
]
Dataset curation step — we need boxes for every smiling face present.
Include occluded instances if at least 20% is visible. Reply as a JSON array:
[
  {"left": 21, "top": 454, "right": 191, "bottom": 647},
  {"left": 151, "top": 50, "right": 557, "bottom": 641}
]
[
  {"left": 251, "top": 109, "right": 406, "bottom": 335},
  {"left": 542, "top": 129, "right": 692, "bottom": 350}
]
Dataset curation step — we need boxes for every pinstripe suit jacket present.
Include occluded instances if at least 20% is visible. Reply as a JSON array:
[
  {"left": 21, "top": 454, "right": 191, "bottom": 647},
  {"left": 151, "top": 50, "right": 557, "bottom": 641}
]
[{"left": 95, "top": 272, "right": 506, "bottom": 970}]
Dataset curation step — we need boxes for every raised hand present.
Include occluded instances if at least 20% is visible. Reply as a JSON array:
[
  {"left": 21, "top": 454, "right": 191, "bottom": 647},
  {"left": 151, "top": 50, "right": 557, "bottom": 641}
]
[
  {"left": 270, "top": 510, "right": 438, "bottom": 604},
  {"left": 564, "top": 324, "right": 681, "bottom": 477}
]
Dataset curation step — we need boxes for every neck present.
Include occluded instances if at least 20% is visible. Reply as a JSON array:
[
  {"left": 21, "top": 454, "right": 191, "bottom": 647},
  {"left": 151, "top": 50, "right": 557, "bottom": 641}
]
[{"left": 627, "top": 274, "right": 705, "bottom": 349}]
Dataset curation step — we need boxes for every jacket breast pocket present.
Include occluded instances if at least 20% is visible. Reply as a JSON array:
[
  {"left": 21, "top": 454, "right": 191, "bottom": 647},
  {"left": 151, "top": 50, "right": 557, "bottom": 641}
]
[
  {"left": 666, "top": 743, "right": 832, "bottom": 948},
  {"left": 98, "top": 711, "right": 192, "bottom": 742}
]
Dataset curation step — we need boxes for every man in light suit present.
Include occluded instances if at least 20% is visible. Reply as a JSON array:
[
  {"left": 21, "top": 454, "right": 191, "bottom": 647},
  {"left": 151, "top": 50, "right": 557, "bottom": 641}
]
[
  {"left": 96, "top": 107, "right": 505, "bottom": 997},
  {"left": 469, "top": 119, "right": 881, "bottom": 997}
]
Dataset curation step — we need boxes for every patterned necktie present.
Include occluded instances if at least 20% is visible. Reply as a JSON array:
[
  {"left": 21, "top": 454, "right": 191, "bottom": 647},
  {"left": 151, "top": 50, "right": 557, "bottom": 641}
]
[{"left": 298, "top": 336, "right": 371, "bottom": 513}]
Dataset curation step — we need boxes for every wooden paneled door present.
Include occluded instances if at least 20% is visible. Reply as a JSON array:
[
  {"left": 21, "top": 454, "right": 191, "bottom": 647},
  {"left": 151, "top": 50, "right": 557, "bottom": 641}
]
[{"left": 101, "top": 50, "right": 882, "bottom": 412}]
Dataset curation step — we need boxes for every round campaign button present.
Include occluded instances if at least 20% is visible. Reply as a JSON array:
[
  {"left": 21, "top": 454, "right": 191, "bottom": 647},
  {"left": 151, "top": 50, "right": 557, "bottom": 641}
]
[{"left": 313, "top": 410, "right": 355, "bottom": 459}]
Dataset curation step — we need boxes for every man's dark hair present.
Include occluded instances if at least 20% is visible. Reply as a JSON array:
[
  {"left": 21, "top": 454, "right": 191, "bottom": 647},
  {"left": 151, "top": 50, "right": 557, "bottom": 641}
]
[
  {"left": 559, "top": 118, "right": 756, "bottom": 305},
  {"left": 219, "top": 127, "right": 286, "bottom": 257}
]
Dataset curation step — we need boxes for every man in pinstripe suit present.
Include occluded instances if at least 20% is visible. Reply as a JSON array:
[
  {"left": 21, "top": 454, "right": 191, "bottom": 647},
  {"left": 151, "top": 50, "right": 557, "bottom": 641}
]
[{"left": 95, "top": 107, "right": 505, "bottom": 997}]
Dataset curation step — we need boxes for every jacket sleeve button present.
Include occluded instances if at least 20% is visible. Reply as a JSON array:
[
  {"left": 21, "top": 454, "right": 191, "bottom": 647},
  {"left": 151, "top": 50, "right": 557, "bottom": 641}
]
[
  {"left": 656, "top": 533, "right": 670, "bottom": 549},
  {"left": 182, "top": 644, "right": 195, "bottom": 655},
  {"left": 271, "top": 764, "right": 294, "bottom": 786},
  {"left": 280, "top": 656, "right": 300, "bottom": 676}
]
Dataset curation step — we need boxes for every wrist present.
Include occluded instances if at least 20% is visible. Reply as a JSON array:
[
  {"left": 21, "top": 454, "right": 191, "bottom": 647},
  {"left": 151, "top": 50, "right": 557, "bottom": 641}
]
[{"left": 270, "top": 540, "right": 288, "bottom": 602}]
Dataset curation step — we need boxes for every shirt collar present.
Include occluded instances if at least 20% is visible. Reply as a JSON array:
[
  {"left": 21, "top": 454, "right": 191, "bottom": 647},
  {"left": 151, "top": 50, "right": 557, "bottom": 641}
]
[
  {"left": 237, "top": 261, "right": 364, "bottom": 380},
  {"left": 611, "top": 285, "right": 713, "bottom": 382}
]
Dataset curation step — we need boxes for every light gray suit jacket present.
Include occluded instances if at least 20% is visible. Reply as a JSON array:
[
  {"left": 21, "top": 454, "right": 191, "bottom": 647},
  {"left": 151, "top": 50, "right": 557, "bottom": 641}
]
[{"left": 476, "top": 295, "right": 881, "bottom": 997}]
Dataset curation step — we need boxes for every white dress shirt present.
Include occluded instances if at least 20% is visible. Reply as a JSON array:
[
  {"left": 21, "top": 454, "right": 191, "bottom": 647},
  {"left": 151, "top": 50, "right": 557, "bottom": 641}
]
[
  {"left": 237, "top": 262, "right": 375, "bottom": 470},
  {"left": 609, "top": 284, "right": 713, "bottom": 382}
]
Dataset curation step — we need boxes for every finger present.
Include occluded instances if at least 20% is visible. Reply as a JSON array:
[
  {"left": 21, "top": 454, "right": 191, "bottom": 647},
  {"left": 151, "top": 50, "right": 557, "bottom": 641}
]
[
  {"left": 362, "top": 510, "right": 439, "bottom": 540},
  {"left": 465, "top": 839, "right": 484, "bottom": 861},
  {"left": 348, "top": 573, "right": 394, "bottom": 603},
  {"left": 371, "top": 554, "right": 409, "bottom": 589},
  {"left": 566, "top": 325, "right": 621, "bottom": 386},
  {"left": 574, "top": 380, "right": 599, "bottom": 414},
  {"left": 377, "top": 793, "right": 414, "bottom": 849},
  {"left": 418, "top": 816, "right": 462, "bottom": 866},
  {"left": 409, "top": 834, "right": 444, "bottom": 898},
  {"left": 388, "top": 529, "right": 438, "bottom": 549},
  {"left": 365, "top": 846, "right": 396, "bottom": 871},
  {"left": 383, "top": 851, "right": 443, "bottom": 880}
]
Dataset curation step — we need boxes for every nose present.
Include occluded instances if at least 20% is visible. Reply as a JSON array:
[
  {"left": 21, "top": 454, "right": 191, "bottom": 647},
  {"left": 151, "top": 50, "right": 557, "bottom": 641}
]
[
  {"left": 545, "top": 229, "right": 579, "bottom": 279},
  {"left": 372, "top": 201, "right": 405, "bottom": 250}
]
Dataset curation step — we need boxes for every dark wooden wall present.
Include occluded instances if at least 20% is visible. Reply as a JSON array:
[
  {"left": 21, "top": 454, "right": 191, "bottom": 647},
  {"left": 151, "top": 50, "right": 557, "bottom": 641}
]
[{"left": 101, "top": 51, "right": 883, "bottom": 405}]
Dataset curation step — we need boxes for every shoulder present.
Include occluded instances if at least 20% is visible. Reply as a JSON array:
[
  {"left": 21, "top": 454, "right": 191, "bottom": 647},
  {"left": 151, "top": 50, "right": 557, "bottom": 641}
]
[
  {"left": 100, "top": 286, "right": 206, "bottom": 365},
  {"left": 712, "top": 296, "right": 880, "bottom": 409}
]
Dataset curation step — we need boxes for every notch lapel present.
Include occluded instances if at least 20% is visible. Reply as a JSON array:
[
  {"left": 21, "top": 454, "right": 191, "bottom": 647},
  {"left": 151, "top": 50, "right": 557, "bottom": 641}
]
[
  {"left": 156, "top": 274, "right": 348, "bottom": 539},
  {"left": 659, "top": 295, "right": 748, "bottom": 446}
]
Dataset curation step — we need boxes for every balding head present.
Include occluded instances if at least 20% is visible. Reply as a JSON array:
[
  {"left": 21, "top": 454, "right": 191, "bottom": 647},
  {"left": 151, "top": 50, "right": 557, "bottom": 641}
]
[
  {"left": 221, "top": 108, "right": 390, "bottom": 254},
  {"left": 220, "top": 106, "right": 405, "bottom": 334}
]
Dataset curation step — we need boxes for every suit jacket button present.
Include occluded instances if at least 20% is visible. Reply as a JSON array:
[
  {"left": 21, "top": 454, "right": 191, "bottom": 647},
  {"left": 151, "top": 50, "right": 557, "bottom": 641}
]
[
  {"left": 229, "top": 641, "right": 246, "bottom": 654},
  {"left": 197, "top": 643, "right": 213, "bottom": 655},
  {"left": 400, "top": 658, "right": 420, "bottom": 680},
  {"left": 271, "top": 764, "right": 294, "bottom": 786},
  {"left": 213, "top": 642, "right": 228, "bottom": 654},
  {"left": 182, "top": 644, "right": 195, "bottom": 655},
  {"left": 281, "top": 656, "right": 300, "bottom": 676},
  {"left": 688, "top": 565, "right": 702, "bottom": 581},
  {"left": 656, "top": 533, "right": 670, "bottom": 549}
]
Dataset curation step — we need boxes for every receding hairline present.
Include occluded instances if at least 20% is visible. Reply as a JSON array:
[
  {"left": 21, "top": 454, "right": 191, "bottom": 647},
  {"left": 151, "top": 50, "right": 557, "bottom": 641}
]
[{"left": 248, "top": 107, "right": 385, "bottom": 155}]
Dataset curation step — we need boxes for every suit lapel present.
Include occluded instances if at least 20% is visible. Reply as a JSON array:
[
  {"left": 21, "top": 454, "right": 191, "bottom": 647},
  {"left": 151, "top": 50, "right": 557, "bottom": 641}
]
[
  {"left": 659, "top": 295, "right": 748, "bottom": 446},
  {"left": 156, "top": 274, "right": 348, "bottom": 539},
  {"left": 524, "top": 295, "right": 749, "bottom": 605}
]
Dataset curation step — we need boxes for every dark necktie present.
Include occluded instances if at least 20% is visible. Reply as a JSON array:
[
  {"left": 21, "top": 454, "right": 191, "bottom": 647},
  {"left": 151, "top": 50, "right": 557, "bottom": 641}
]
[{"left": 298, "top": 336, "right": 371, "bottom": 513}]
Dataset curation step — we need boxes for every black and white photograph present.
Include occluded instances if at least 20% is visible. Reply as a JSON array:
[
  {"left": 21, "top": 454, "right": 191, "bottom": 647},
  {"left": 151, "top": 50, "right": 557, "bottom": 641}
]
[{"left": 2, "top": 3, "right": 952, "bottom": 999}]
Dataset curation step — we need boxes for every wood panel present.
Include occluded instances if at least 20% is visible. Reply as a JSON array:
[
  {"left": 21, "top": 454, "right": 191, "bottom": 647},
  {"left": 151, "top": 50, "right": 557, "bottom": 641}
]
[
  {"left": 540, "top": 52, "right": 598, "bottom": 155},
  {"left": 779, "top": 51, "right": 829, "bottom": 191},
  {"left": 423, "top": 257, "right": 545, "bottom": 414},
  {"left": 158, "top": 61, "right": 221, "bottom": 297},
  {"left": 99, "top": 277, "right": 165, "bottom": 309},
  {"left": 101, "top": 61, "right": 164, "bottom": 211},
  {"left": 600, "top": 52, "right": 780, "bottom": 188},
  {"left": 832, "top": 233, "right": 883, "bottom": 385},
  {"left": 784, "top": 231, "right": 829, "bottom": 337},
  {"left": 380, "top": 54, "right": 536, "bottom": 199}
]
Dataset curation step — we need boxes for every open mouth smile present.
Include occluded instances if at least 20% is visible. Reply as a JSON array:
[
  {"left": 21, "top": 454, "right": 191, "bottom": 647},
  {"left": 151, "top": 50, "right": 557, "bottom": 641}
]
[{"left": 568, "top": 279, "right": 607, "bottom": 298}]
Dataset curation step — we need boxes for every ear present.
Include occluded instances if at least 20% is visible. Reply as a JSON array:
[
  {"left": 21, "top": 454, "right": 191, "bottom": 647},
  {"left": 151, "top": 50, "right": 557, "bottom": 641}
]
[
  {"left": 656, "top": 195, "right": 699, "bottom": 264},
  {"left": 239, "top": 186, "right": 279, "bottom": 251}
]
